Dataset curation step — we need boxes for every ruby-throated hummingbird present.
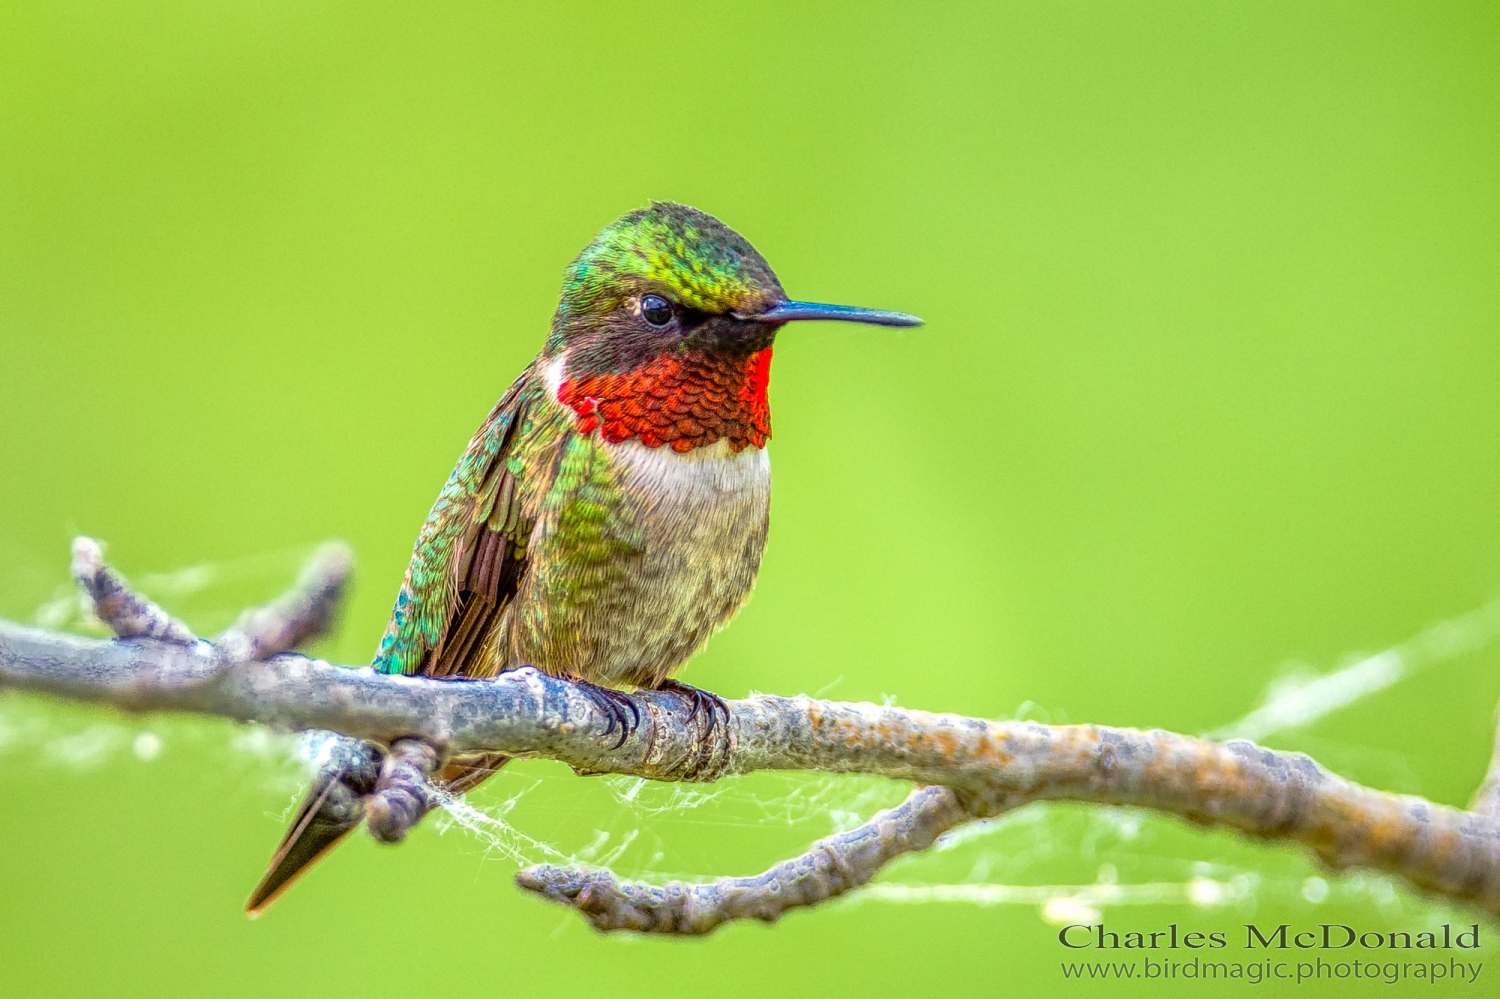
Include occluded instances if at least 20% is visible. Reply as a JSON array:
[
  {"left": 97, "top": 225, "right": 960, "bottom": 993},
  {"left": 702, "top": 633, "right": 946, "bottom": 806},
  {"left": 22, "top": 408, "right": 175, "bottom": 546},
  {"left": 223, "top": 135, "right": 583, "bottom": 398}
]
[{"left": 246, "top": 202, "right": 922, "bottom": 913}]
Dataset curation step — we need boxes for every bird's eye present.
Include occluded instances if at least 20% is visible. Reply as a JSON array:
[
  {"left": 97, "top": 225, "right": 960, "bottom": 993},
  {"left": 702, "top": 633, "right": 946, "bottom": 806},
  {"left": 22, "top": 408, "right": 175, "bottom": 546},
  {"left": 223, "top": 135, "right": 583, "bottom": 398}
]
[{"left": 640, "top": 294, "right": 674, "bottom": 327}]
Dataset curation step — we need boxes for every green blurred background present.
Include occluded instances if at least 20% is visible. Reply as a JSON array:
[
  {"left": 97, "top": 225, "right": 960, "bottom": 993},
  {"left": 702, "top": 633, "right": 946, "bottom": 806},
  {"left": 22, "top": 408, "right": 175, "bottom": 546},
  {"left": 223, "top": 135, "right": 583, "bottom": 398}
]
[{"left": 3, "top": 2, "right": 1499, "bottom": 996}]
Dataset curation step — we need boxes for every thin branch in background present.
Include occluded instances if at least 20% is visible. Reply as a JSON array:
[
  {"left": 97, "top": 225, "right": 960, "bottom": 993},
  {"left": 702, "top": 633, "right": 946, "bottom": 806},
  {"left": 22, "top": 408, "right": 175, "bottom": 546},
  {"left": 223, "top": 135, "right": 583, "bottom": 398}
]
[
  {"left": 859, "top": 876, "right": 1260, "bottom": 922},
  {"left": 4, "top": 540, "right": 1500, "bottom": 935},
  {"left": 1216, "top": 596, "right": 1500, "bottom": 743}
]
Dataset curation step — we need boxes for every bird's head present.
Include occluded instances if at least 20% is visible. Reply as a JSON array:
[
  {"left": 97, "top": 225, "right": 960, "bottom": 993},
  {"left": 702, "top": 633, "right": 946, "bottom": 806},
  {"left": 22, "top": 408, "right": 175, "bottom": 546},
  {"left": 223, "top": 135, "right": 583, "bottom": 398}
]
[
  {"left": 549, "top": 202, "right": 919, "bottom": 362},
  {"left": 546, "top": 202, "right": 921, "bottom": 453}
]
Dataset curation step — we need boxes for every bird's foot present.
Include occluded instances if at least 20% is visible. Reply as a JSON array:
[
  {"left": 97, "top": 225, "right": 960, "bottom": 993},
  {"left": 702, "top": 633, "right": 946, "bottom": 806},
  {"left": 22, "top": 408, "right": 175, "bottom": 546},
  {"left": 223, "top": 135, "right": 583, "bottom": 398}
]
[
  {"left": 577, "top": 681, "right": 641, "bottom": 750},
  {"left": 656, "top": 679, "right": 732, "bottom": 763}
]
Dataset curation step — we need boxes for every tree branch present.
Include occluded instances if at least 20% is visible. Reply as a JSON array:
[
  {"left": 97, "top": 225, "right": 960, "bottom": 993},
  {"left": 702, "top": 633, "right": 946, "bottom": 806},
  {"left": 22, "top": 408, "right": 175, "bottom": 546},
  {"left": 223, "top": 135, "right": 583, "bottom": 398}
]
[
  {"left": 514, "top": 786, "right": 975, "bottom": 933},
  {"left": 217, "top": 541, "right": 353, "bottom": 663},
  {"left": 71, "top": 537, "right": 196, "bottom": 645},
  {"left": 4, "top": 541, "right": 1500, "bottom": 933}
]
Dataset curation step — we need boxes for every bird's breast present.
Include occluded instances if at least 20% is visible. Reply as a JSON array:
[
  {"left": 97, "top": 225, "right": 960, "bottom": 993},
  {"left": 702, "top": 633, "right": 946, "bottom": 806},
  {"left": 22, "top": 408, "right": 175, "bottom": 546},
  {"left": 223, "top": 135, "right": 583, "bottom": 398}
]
[
  {"left": 509, "top": 359, "right": 773, "bottom": 686},
  {"left": 595, "top": 436, "right": 770, "bottom": 685}
]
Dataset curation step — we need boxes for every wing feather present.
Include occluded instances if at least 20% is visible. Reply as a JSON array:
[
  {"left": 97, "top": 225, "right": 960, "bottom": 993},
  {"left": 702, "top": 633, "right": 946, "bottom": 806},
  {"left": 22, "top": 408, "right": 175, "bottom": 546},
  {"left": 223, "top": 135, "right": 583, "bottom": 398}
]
[{"left": 373, "top": 361, "right": 557, "bottom": 678}]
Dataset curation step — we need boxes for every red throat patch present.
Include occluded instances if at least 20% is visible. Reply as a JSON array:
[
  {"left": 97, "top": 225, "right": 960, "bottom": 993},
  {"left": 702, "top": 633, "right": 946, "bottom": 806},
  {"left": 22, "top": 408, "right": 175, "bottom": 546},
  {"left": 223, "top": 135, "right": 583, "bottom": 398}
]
[{"left": 558, "top": 348, "right": 773, "bottom": 453}]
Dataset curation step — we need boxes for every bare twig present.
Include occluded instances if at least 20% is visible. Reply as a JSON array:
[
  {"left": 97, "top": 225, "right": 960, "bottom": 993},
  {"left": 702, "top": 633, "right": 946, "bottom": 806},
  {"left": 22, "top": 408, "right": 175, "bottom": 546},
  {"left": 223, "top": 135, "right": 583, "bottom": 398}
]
[
  {"left": 366, "top": 738, "right": 441, "bottom": 844},
  {"left": 216, "top": 541, "right": 353, "bottom": 662},
  {"left": 71, "top": 537, "right": 195, "bottom": 645},
  {"left": 5, "top": 541, "right": 1500, "bottom": 934},
  {"left": 516, "top": 786, "right": 974, "bottom": 933}
]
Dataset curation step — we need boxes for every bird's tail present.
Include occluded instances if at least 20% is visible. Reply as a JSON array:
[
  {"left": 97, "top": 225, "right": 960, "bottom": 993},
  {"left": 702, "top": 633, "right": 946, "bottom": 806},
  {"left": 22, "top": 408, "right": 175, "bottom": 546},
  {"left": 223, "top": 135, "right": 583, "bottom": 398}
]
[
  {"left": 245, "top": 740, "right": 382, "bottom": 916},
  {"left": 245, "top": 747, "right": 509, "bottom": 915}
]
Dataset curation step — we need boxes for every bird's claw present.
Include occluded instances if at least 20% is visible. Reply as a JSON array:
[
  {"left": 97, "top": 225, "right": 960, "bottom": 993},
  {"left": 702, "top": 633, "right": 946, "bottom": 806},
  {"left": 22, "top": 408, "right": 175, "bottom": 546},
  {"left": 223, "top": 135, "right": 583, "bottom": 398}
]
[
  {"left": 657, "top": 679, "right": 731, "bottom": 744},
  {"left": 578, "top": 682, "right": 641, "bottom": 750}
]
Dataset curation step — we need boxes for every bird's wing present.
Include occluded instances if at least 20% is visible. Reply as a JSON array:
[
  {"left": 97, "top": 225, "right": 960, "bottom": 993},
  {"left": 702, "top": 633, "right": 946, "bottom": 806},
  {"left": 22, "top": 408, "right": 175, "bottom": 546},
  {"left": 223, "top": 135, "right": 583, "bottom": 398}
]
[
  {"left": 373, "top": 360, "right": 565, "bottom": 679},
  {"left": 247, "top": 368, "right": 567, "bottom": 913}
]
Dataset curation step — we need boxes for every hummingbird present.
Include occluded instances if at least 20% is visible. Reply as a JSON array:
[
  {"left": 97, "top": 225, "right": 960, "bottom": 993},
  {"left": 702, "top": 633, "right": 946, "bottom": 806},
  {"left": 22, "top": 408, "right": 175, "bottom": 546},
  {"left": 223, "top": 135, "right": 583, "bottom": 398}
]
[{"left": 245, "top": 202, "right": 921, "bottom": 914}]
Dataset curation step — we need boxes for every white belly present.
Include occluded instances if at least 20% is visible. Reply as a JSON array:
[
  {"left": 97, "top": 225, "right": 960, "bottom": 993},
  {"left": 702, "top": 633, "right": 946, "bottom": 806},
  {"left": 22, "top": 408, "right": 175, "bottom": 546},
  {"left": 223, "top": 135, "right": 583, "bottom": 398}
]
[{"left": 591, "top": 438, "right": 771, "bottom": 686}]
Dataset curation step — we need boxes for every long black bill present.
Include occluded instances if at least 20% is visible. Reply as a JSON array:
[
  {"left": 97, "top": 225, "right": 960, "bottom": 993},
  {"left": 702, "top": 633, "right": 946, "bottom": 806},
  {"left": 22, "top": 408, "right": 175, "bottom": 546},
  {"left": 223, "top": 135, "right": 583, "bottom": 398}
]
[{"left": 737, "top": 300, "right": 923, "bottom": 327}]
